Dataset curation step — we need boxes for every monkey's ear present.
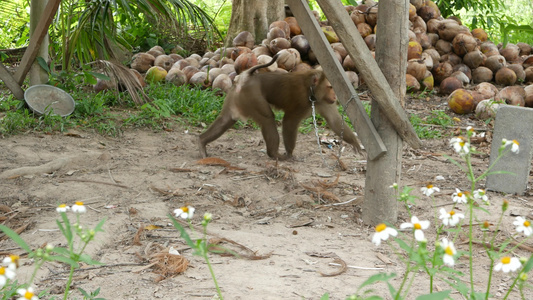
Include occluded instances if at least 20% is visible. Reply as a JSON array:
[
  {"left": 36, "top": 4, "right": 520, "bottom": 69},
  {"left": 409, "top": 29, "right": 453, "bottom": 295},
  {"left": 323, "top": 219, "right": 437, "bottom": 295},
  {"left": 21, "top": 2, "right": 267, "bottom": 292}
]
[{"left": 311, "top": 73, "right": 320, "bottom": 87}]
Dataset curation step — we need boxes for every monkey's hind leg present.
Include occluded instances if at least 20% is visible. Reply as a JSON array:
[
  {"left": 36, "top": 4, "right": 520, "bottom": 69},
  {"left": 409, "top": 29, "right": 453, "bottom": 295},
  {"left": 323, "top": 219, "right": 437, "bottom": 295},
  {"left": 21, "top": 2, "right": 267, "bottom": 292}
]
[{"left": 197, "top": 113, "right": 237, "bottom": 158}]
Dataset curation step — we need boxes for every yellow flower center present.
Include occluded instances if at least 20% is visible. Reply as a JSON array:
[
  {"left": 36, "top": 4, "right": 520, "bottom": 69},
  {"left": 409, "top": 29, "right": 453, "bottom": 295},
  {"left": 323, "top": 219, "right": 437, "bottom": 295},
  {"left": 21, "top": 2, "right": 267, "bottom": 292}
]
[
  {"left": 524, "top": 220, "right": 531, "bottom": 227},
  {"left": 0, "top": 267, "right": 5, "bottom": 275},
  {"left": 376, "top": 223, "right": 386, "bottom": 232},
  {"left": 449, "top": 211, "right": 455, "bottom": 216},
  {"left": 181, "top": 206, "right": 189, "bottom": 213},
  {"left": 458, "top": 192, "right": 463, "bottom": 197},
  {"left": 513, "top": 140, "right": 519, "bottom": 145},
  {"left": 445, "top": 246, "right": 454, "bottom": 256},
  {"left": 427, "top": 184, "right": 433, "bottom": 189},
  {"left": 58, "top": 204, "right": 67, "bottom": 208},
  {"left": 483, "top": 221, "right": 490, "bottom": 228},
  {"left": 24, "top": 291, "right": 34, "bottom": 299},
  {"left": 459, "top": 142, "right": 465, "bottom": 147},
  {"left": 414, "top": 223, "right": 422, "bottom": 230},
  {"left": 75, "top": 201, "right": 84, "bottom": 206},
  {"left": 501, "top": 257, "right": 511, "bottom": 264}
]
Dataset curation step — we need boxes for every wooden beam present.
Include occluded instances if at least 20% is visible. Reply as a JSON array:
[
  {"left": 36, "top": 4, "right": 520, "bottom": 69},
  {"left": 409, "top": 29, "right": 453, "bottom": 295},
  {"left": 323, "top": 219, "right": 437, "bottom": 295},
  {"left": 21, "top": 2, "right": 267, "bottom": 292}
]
[
  {"left": 14, "top": 0, "right": 61, "bottom": 85},
  {"left": 316, "top": 0, "right": 422, "bottom": 150},
  {"left": 0, "top": 64, "right": 24, "bottom": 99},
  {"left": 287, "top": 0, "right": 387, "bottom": 160}
]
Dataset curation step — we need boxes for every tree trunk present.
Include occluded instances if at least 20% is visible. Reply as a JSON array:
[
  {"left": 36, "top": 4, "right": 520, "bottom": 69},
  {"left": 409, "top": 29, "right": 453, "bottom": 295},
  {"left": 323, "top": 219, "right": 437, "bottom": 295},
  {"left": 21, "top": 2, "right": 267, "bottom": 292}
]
[
  {"left": 362, "top": 0, "right": 408, "bottom": 225},
  {"left": 29, "top": 0, "right": 50, "bottom": 85},
  {"left": 226, "top": 0, "right": 285, "bottom": 47}
]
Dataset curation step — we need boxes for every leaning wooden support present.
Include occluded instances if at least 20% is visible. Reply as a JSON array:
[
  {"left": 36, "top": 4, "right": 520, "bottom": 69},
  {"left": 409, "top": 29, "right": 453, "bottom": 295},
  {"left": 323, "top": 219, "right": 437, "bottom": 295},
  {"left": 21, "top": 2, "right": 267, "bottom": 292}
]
[
  {"left": 287, "top": 0, "right": 387, "bottom": 161},
  {"left": 316, "top": 0, "right": 422, "bottom": 150}
]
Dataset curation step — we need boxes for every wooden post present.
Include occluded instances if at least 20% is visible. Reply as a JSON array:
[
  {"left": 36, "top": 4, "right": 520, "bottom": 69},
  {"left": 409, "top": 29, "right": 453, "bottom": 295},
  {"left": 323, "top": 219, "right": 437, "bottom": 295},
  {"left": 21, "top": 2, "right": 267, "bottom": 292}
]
[
  {"left": 287, "top": 0, "right": 387, "bottom": 160},
  {"left": 316, "top": 0, "right": 421, "bottom": 150},
  {"left": 0, "top": 64, "right": 24, "bottom": 99},
  {"left": 362, "top": 0, "right": 409, "bottom": 225}
]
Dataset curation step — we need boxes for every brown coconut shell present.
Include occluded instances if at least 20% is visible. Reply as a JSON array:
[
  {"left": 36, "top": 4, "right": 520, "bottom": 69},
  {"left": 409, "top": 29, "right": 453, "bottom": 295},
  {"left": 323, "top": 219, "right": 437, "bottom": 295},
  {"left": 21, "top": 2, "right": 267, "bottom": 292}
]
[
  {"left": 292, "top": 63, "right": 312, "bottom": 72},
  {"left": 437, "top": 22, "right": 471, "bottom": 42},
  {"left": 331, "top": 43, "right": 348, "bottom": 60},
  {"left": 452, "top": 33, "right": 478, "bottom": 57},
  {"left": 426, "top": 19, "right": 441, "bottom": 34},
  {"left": 475, "top": 82, "right": 499, "bottom": 99},
  {"left": 441, "top": 53, "right": 462, "bottom": 66},
  {"left": 357, "top": 23, "right": 373, "bottom": 38},
  {"left": 480, "top": 42, "right": 500, "bottom": 57},
  {"left": 252, "top": 46, "right": 272, "bottom": 58},
  {"left": 451, "top": 71, "right": 470, "bottom": 85},
  {"left": 423, "top": 48, "right": 441, "bottom": 66},
  {"left": 269, "top": 38, "right": 291, "bottom": 54},
  {"left": 212, "top": 73, "right": 232, "bottom": 93},
  {"left": 412, "top": 16, "right": 427, "bottom": 33},
  {"left": 517, "top": 42, "right": 532, "bottom": 56},
  {"left": 233, "top": 31, "right": 255, "bottom": 49},
  {"left": 440, "top": 77, "right": 463, "bottom": 95},
  {"left": 231, "top": 47, "right": 252, "bottom": 61},
  {"left": 291, "top": 35, "right": 310, "bottom": 56},
  {"left": 409, "top": 3, "right": 417, "bottom": 21},
  {"left": 350, "top": 9, "right": 366, "bottom": 25},
  {"left": 500, "top": 44, "right": 520, "bottom": 63},
  {"left": 448, "top": 89, "right": 475, "bottom": 114},
  {"left": 343, "top": 55, "right": 357, "bottom": 72},
  {"left": 495, "top": 86, "right": 525, "bottom": 106},
  {"left": 463, "top": 50, "right": 484, "bottom": 69},
  {"left": 471, "top": 28, "right": 488, "bottom": 42},
  {"left": 484, "top": 55, "right": 506, "bottom": 73},
  {"left": 220, "top": 63, "right": 236, "bottom": 75},
  {"left": 345, "top": 71, "right": 359, "bottom": 89},
  {"left": 525, "top": 66, "right": 533, "bottom": 83},
  {"left": 407, "top": 59, "right": 427, "bottom": 81},
  {"left": 495, "top": 67, "right": 517, "bottom": 86},
  {"left": 523, "top": 56, "right": 533, "bottom": 68},
  {"left": 269, "top": 21, "right": 290, "bottom": 40},
  {"left": 507, "top": 64, "right": 526, "bottom": 83},
  {"left": 435, "top": 40, "right": 453, "bottom": 56},
  {"left": 364, "top": 34, "right": 377, "bottom": 51},
  {"left": 284, "top": 17, "right": 302, "bottom": 36},
  {"left": 154, "top": 55, "right": 174, "bottom": 71},
  {"left": 524, "top": 84, "right": 533, "bottom": 107},
  {"left": 267, "top": 27, "right": 287, "bottom": 42},
  {"left": 365, "top": 6, "right": 379, "bottom": 27},
  {"left": 408, "top": 41, "right": 423, "bottom": 60},
  {"left": 131, "top": 53, "right": 155, "bottom": 73},
  {"left": 421, "top": 70, "right": 435, "bottom": 91},
  {"left": 472, "top": 67, "right": 493, "bottom": 83},
  {"left": 427, "top": 33, "right": 440, "bottom": 46},
  {"left": 189, "top": 72, "right": 209, "bottom": 87},
  {"left": 417, "top": 6, "right": 437, "bottom": 22},
  {"left": 172, "top": 59, "right": 190, "bottom": 70},
  {"left": 406, "top": 74, "right": 421, "bottom": 92},
  {"left": 182, "top": 66, "right": 200, "bottom": 82},
  {"left": 234, "top": 52, "right": 258, "bottom": 74},
  {"left": 453, "top": 64, "right": 472, "bottom": 80},
  {"left": 276, "top": 49, "right": 301, "bottom": 71},
  {"left": 432, "top": 62, "right": 453, "bottom": 83},
  {"left": 165, "top": 68, "right": 187, "bottom": 86}
]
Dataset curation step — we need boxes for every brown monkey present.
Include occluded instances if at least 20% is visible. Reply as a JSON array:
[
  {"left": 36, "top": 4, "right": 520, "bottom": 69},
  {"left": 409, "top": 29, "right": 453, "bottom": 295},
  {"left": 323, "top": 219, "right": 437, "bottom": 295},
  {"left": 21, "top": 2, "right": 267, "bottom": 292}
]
[{"left": 197, "top": 54, "right": 363, "bottom": 160}]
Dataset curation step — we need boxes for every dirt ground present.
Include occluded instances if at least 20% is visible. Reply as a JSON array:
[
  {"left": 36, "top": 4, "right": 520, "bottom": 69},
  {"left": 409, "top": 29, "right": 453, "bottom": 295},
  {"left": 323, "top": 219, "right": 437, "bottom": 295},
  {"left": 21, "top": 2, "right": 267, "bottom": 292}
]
[{"left": 1, "top": 97, "right": 533, "bottom": 300}]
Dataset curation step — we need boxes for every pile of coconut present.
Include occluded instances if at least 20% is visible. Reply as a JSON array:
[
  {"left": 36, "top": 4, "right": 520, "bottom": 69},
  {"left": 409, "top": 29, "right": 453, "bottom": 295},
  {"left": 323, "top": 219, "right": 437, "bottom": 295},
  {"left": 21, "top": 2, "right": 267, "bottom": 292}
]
[{"left": 97, "top": 0, "right": 533, "bottom": 121}]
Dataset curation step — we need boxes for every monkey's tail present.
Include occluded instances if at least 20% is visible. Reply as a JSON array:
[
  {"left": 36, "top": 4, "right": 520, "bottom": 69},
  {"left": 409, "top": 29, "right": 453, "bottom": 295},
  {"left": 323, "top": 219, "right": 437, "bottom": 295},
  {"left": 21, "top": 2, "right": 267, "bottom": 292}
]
[{"left": 246, "top": 52, "right": 281, "bottom": 75}]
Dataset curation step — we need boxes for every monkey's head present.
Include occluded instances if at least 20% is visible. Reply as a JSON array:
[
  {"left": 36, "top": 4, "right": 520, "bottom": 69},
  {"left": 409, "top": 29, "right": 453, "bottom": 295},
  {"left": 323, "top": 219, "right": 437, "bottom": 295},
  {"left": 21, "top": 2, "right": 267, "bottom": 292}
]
[{"left": 312, "top": 72, "right": 337, "bottom": 104}]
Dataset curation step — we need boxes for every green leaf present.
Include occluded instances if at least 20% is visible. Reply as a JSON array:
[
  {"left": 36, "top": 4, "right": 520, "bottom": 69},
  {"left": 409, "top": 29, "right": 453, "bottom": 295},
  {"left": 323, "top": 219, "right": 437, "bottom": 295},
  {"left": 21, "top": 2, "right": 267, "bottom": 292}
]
[
  {"left": 320, "top": 293, "right": 329, "bottom": 300},
  {"left": 522, "top": 254, "right": 533, "bottom": 273},
  {"left": 88, "top": 71, "right": 110, "bottom": 81},
  {"left": 94, "top": 217, "right": 107, "bottom": 233},
  {"left": 36, "top": 56, "right": 51, "bottom": 73},
  {"left": 169, "top": 215, "right": 196, "bottom": 249},
  {"left": 0, "top": 224, "right": 31, "bottom": 252},
  {"left": 79, "top": 253, "right": 104, "bottom": 265},
  {"left": 415, "top": 291, "right": 451, "bottom": 300},
  {"left": 359, "top": 273, "right": 397, "bottom": 289}
]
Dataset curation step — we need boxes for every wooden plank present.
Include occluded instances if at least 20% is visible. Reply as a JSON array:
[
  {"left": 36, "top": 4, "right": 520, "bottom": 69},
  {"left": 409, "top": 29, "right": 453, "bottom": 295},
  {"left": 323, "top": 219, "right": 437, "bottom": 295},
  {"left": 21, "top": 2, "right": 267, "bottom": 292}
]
[
  {"left": 14, "top": 0, "right": 61, "bottom": 85},
  {"left": 0, "top": 64, "right": 25, "bottom": 99},
  {"left": 287, "top": 0, "right": 387, "bottom": 160},
  {"left": 316, "top": 0, "right": 422, "bottom": 150},
  {"left": 363, "top": 0, "right": 409, "bottom": 225}
]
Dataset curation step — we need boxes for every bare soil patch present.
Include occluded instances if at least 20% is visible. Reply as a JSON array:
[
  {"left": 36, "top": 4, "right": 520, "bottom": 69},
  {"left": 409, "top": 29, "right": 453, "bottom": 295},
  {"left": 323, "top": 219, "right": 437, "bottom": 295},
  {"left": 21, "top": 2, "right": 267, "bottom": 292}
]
[{"left": 1, "top": 96, "right": 532, "bottom": 299}]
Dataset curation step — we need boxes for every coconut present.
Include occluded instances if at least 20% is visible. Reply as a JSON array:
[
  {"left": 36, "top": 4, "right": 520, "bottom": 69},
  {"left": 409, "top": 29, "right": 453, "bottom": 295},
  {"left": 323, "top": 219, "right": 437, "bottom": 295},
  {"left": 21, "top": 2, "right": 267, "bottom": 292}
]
[
  {"left": 453, "top": 64, "right": 472, "bottom": 80},
  {"left": 182, "top": 66, "right": 200, "bottom": 82},
  {"left": 406, "top": 74, "right": 421, "bottom": 92},
  {"left": 184, "top": 57, "right": 200, "bottom": 68},
  {"left": 448, "top": 89, "right": 474, "bottom": 114},
  {"left": 417, "top": 6, "right": 437, "bottom": 22},
  {"left": 421, "top": 70, "right": 435, "bottom": 90},
  {"left": 356, "top": 23, "right": 373, "bottom": 39},
  {"left": 203, "top": 52, "right": 215, "bottom": 59},
  {"left": 470, "top": 91, "right": 486, "bottom": 109},
  {"left": 169, "top": 53, "right": 183, "bottom": 63},
  {"left": 129, "top": 69, "right": 146, "bottom": 87},
  {"left": 525, "top": 66, "right": 533, "bottom": 83},
  {"left": 523, "top": 56, "right": 533, "bottom": 68},
  {"left": 343, "top": 55, "right": 357, "bottom": 71},
  {"left": 331, "top": 43, "right": 348, "bottom": 60},
  {"left": 172, "top": 59, "right": 190, "bottom": 70},
  {"left": 220, "top": 63, "right": 236, "bottom": 75},
  {"left": 452, "top": 33, "right": 478, "bottom": 57},
  {"left": 364, "top": 34, "right": 377, "bottom": 51},
  {"left": 495, "top": 86, "right": 525, "bottom": 106},
  {"left": 423, "top": 48, "right": 441, "bottom": 66},
  {"left": 212, "top": 74, "right": 232, "bottom": 93},
  {"left": 427, "top": 33, "right": 440, "bottom": 46},
  {"left": 292, "top": 63, "right": 313, "bottom": 72},
  {"left": 475, "top": 99, "right": 501, "bottom": 120},
  {"left": 420, "top": 52, "right": 434, "bottom": 70},
  {"left": 269, "top": 21, "right": 290, "bottom": 39},
  {"left": 154, "top": 55, "right": 174, "bottom": 71},
  {"left": 441, "top": 53, "right": 462, "bottom": 66},
  {"left": 437, "top": 22, "right": 470, "bottom": 42},
  {"left": 269, "top": 37, "right": 291, "bottom": 54},
  {"left": 517, "top": 42, "right": 532, "bottom": 56},
  {"left": 507, "top": 64, "right": 526, "bottom": 83},
  {"left": 495, "top": 67, "right": 517, "bottom": 86},
  {"left": 408, "top": 41, "right": 423, "bottom": 60},
  {"left": 450, "top": 71, "right": 470, "bottom": 85},
  {"left": 267, "top": 27, "right": 287, "bottom": 42},
  {"left": 277, "top": 49, "right": 301, "bottom": 71},
  {"left": 147, "top": 49, "right": 163, "bottom": 58},
  {"left": 365, "top": 6, "right": 378, "bottom": 27},
  {"left": 500, "top": 43, "right": 520, "bottom": 63},
  {"left": 93, "top": 79, "right": 114, "bottom": 93},
  {"left": 426, "top": 18, "right": 441, "bottom": 34},
  {"left": 284, "top": 17, "right": 301, "bottom": 36},
  {"left": 346, "top": 71, "right": 359, "bottom": 89},
  {"left": 256, "top": 55, "right": 278, "bottom": 72},
  {"left": 410, "top": 0, "right": 423, "bottom": 10},
  {"left": 435, "top": 40, "right": 452, "bottom": 56},
  {"left": 407, "top": 59, "right": 427, "bottom": 81},
  {"left": 471, "top": 28, "right": 488, "bottom": 42},
  {"left": 188, "top": 54, "right": 202, "bottom": 61},
  {"left": 432, "top": 62, "right": 453, "bottom": 84},
  {"left": 233, "top": 31, "right": 255, "bottom": 49},
  {"left": 291, "top": 35, "right": 310, "bottom": 56},
  {"left": 145, "top": 66, "right": 167, "bottom": 83},
  {"left": 350, "top": 9, "right": 366, "bottom": 25},
  {"left": 475, "top": 82, "right": 499, "bottom": 99},
  {"left": 408, "top": 3, "right": 417, "bottom": 21},
  {"left": 408, "top": 30, "right": 417, "bottom": 42},
  {"left": 252, "top": 46, "right": 272, "bottom": 58},
  {"left": 484, "top": 55, "right": 506, "bottom": 73},
  {"left": 524, "top": 84, "right": 533, "bottom": 107},
  {"left": 480, "top": 42, "right": 500, "bottom": 57},
  {"left": 149, "top": 45, "right": 165, "bottom": 54},
  {"left": 234, "top": 52, "right": 258, "bottom": 74},
  {"left": 472, "top": 67, "right": 493, "bottom": 83},
  {"left": 131, "top": 53, "right": 155, "bottom": 73},
  {"left": 205, "top": 68, "right": 223, "bottom": 85},
  {"left": 439, "top": 76, "right": 463, "bottom": 95},
  {"left": 463, "top": 50, "right": 484, "bottom": 69},
  {"left": 165, "top": 68, "right": 187, "bottom": 86},
  {"left": 189, "top": 72, "right": 208, "bottom": 87},
  {"left": 231, "top": 47, "right": 252, "bottom": 61},
  {"left": 412, "top": 16, "right": 427, "bottom": 33}
]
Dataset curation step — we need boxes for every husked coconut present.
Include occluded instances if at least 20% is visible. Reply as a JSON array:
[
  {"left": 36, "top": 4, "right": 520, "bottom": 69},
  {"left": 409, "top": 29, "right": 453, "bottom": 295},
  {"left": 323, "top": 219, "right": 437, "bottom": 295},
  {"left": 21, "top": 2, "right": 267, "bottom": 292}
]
[
  {"left": 252, "top": 46, "right": 272, "bottom": 58},
  {"left": 432, "top": 62, "right": 453, "bottom": 84},
  {"left": 524, "top": 84, "right": 533, "bottom": 107},
  {"left": 220, "top": 63, "right": 236, "bottom": 74},
  {"left": 439, "top": 76, "right": 463, "bottom": 95},
  {"left": 131, "top": 53, "right": 155, "bottom": 73},
  {"left": 285, "top": 16, "right": 302, "bottom": 36},
  {"left": 453, "top": 64, "right": 472, "bottom": 80},
  {"left": 472, "top": 67, "right": 493, "bottom": 83},
  {"left": 189, "top": 72, "right": 208, "bottom": 87},
  {"left": 448, "top": 88, "right": 474, "bottom": 114},
  {"left": 507, "top": 64, "right": 526, "bottom": 83},
  {"left": 525, "top": 66, "right": 533, "bottom": 83},
  {"left": 421, "top": 70, "right": 434, "bottom": 90},
  {"left": 495, "top": 67, "right": 517, "bottom": 86},
  {"left": 484, "top": 55, "right": 506, "bottom": 73},
  {"left": 471, "top": 28, "right": 488, "bottom": 42},
  {"left": 233, "top": 31, "right": 255, "bottom": 49},
  {"left": 495, "top": 86, "right": 525, "bottom": 106},
  {"left": 234, "top": 52, "right": 258, "bottom": 74},
  {"left": 406, "top": 74, "right": 421, "bottom": 92},
  {"left": 475, "top": 99, "right": 501, "bottom": 120},
  {"left": 474, "top": 82, "right": 499, "bottom": 99},
  {"left": 145, "top": 66, "right": 167, "bottom": 83},
  {"left": 291, "top": 35, "right": 310, "bottom": 56},
  {"left": 450, "top": 71, "right": 470, "bottom": 85},
  {"left": 463, "top": 50, "right": 484, "bottom": 69},
  {"left": 345, "top": 71, "right": 359, "bottom": 89},
  {"left": 212, "top": 74, "right": 232, "bottom": 93},
  {"left": 165, "top": 68, "right": 187, "bottom": 86},
  {"left": 517, "top": 42, "right": 532, "bottom": 56},
  {"left": 154, "top": 55, "right": 173, "bottom": 71},
  {"left": 256, "top": 55, "right": 278, "bottom": 72},
  {"left": 452, "top": 33, "right": 477, "bottom": 57}
]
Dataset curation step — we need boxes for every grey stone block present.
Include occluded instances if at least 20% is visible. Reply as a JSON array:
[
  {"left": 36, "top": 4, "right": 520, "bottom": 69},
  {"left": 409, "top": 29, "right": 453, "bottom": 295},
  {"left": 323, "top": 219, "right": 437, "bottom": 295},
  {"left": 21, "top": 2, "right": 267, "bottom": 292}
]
[{"left": 486, "top": 105, "right": 533, "bottom": 195}]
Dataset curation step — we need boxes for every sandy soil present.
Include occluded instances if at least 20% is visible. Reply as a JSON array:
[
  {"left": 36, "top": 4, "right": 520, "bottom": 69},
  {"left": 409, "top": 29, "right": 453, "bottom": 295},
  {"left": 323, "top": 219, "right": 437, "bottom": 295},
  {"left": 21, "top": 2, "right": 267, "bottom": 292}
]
[{"left": 1, "top": 98, "right": 532, "bottom": 299}]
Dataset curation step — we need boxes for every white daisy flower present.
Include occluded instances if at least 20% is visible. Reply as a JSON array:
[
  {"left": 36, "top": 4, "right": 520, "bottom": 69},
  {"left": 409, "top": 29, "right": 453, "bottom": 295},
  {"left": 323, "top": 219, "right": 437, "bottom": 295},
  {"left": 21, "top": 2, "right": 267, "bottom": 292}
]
[
  {"left": 421, "top": 184, "right": 440, "bottom": 197},
  {"left": 494, "top": 257, "right": 521, "bottom": 273},
  {"left": 439, "top": 208, "right": 465, "bottom": 226},
  {"left": 174, "top": 206, "right": 195, "bottom": 219},
  {"left": 513, "top": 216, "right": 533, "bottom": 237},
  {"left": 450, "top": 136, "right": 470, "bottom": 155},
  {"left": 56, "top": 204, "right": 70, "bottom": 213},
  {"left": 71, "top": 201, "right": 87, "bottom": 214},
  {"left": 502, "top": 139, "right": 520, "bottom": 154},
  {"left": 452, "top": 189, "right": 468, "bottom": 204},
  {"left": 441, "top": 238, "right": 457, "bottom": 267},
  {"left": 473, "top": 189, "right": 489, "bottom": 204},
  {"left": 0, "top": 265, "right": 16, "bottom": 288},
  {"left": 17, "top": 287, "right": 39, "bottom": 300},
  {"left": 372, "top": 223, "right": 398, "bottom": 246},
  {"left": 400, "top": 216, "right": 430, "bottom": 242},
  {"left": 2, "top": 254, "right": 19, "bottom": 269}
]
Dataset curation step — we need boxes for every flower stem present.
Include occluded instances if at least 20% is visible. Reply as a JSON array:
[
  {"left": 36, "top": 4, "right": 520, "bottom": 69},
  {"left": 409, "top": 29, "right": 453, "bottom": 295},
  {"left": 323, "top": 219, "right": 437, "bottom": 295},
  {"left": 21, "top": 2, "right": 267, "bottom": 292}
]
[
  {"left": 63, "top": 266, "right": 75, "bottom": 300},
  {"left": 204, "top": 254, "right": 223, "bottom": 300}
]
